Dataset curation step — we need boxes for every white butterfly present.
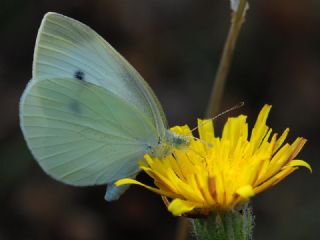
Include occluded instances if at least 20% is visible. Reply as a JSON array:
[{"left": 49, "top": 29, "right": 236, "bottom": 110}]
[{"left": 20, "top": 12, "right": 189, "bottom": 201}]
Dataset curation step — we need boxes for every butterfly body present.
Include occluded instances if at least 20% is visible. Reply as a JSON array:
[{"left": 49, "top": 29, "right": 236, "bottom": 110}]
[{"left": 20, "top": 12, "right": 189, "bottom": 201}]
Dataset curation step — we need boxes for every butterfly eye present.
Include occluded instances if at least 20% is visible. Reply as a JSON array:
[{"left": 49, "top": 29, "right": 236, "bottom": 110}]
[{"left": 74, "top": 70, "right": 85, "bottom": 81}]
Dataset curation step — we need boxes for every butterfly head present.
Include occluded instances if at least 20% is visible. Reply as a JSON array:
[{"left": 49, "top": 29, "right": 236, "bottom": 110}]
[{"left": 147, "top": 131, "right": 190, "bottom": 159}]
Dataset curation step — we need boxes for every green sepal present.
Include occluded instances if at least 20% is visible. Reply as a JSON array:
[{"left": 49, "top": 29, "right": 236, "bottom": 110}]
[{"left": 191, "top": 205, "right": 254, "bottom": 240}]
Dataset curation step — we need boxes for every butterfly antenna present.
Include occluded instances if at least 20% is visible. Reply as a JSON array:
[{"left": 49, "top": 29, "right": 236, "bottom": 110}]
[
  {"left": 185, "top": 135, "right": 213, "bottom": 147},
  {"left": 190, "top": 101, "right": 244, "bottom": 133}
]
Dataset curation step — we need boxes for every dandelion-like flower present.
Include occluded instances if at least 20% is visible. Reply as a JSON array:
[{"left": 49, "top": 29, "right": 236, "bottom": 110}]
[{"left": 116, "top": 105, "right": 310, "bottom": 216}]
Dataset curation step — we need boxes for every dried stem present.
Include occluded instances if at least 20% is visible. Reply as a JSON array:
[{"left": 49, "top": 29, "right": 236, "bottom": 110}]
[{"left": 205, "top": 0, "right": 248, "bottom": 117}]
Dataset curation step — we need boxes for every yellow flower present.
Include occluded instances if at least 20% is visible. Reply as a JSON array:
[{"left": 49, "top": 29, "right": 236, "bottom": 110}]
[{"left": 116, "top": 105, "right": 311, "bottom": 216}]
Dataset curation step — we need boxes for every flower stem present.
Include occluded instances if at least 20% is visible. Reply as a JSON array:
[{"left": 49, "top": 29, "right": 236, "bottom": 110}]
[
  {"left": 205, "top": 0, "right": 248, "bottom": 117},
  {"left": 192, "top": 205, "right": 254, "bottom": 240},
  {"left": 175, "top": 217, "right": 189, "bottom": 240}
]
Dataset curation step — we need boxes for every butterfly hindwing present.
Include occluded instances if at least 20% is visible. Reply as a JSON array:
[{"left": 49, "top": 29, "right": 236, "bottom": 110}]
[{"left": 20, "top": 78, "right": 158, "bottom": 186}]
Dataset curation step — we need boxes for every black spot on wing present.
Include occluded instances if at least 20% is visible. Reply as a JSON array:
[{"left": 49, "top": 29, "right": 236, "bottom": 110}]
[
  {"left": 69, "top": 101, "right": 82, "bottom": 115},
  {"left": 74, "top": 70, "right": 85, "bottom": 81}
]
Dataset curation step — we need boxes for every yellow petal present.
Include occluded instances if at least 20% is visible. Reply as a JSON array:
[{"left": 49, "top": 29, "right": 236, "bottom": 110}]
[
  {"left": 115, "top": 178, "right": 177, "bottom": 198},
  {"left": 254, "top": 167, "right": 296, "bottom": 194},
  {"left": 273, "top": 128, "right": 289, "bottom": 154},
  {"left": 236, "top": 185, "right": 255, "bottom": 198},
  {"left": 168, "top": 199, "right": 198, "bottom": 216},
  {"left": 287, "top": 160, "right": 312, "bottom": 173},
  {"left": 198, "top": 119, "right": 215, "bottom": 143},
  {"left": 170, "top": 125, "right": 192, "bottom": 136}
]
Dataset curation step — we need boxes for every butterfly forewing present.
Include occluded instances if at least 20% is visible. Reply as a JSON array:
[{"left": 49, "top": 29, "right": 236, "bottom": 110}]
[{"left": 33, "top": 12, "right": 167, "bottom": 137}]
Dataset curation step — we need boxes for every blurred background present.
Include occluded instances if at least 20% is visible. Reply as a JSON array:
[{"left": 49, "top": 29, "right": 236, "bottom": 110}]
[{"left": 0, "top": 0, "right": 319, "bottom": 239}]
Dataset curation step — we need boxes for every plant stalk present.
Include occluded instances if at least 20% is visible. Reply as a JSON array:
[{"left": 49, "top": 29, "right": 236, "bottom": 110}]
[{"left": 205, "top": 0, "right": 248, "bottom": 117}]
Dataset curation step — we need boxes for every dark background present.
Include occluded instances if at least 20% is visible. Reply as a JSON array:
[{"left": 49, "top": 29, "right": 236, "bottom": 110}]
[{"left": 0, "top": 0, "right": 319, "bottom": 239}]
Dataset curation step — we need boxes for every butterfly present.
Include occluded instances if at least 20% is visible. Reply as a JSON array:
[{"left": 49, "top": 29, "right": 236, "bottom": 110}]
[{"left": 19, "top": 12, "right": 190, "bottom": 201}]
